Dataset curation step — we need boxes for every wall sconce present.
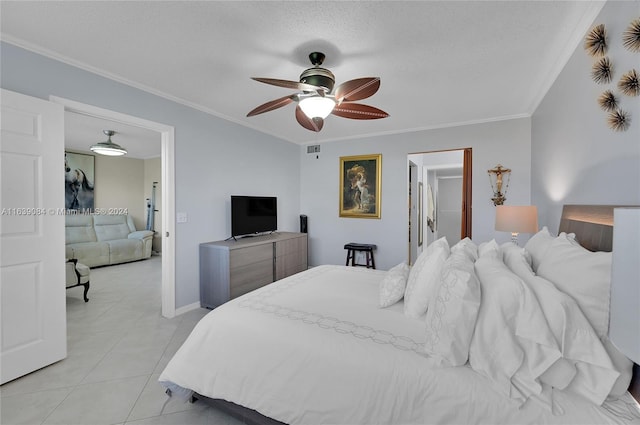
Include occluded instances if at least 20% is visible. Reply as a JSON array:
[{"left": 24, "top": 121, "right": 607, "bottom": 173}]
[
  {"left": 487, "top": 164, "right": 511, "bottom": 206},
  {"left": 495, "top": 205, "right": 538, "bottom": 245}
]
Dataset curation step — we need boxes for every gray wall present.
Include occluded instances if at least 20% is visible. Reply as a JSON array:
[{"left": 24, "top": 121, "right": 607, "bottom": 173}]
[
  {"left": 1, "top": 42, "right": 301, "bottom": 309},
  {"left": 300, "top": 117, "right": 532, "bottom": 270},
  {"left": 531, "top": 1, "right": 640, "bottom": 231}
]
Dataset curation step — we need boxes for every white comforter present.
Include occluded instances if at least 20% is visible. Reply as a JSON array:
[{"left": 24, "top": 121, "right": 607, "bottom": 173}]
[{"left": 159, "top": 265, "right": 637, "bottom": 424}]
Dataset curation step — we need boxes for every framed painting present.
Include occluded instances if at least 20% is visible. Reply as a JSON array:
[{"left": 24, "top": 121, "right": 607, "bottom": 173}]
[
  {"left": 65, "top": 151, "right": 95, "bottom": 212},
  {"left": 339, "top": 154, "right": 381, "bottom": 219}
]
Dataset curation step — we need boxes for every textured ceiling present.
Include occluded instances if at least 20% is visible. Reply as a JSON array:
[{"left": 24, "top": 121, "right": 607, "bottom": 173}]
[{"left": 1, "top": 1, "right": 604, "bottom": 149}]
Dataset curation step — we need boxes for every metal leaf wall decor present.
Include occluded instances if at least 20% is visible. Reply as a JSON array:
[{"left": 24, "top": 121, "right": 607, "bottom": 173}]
[
  {"left": 584, "top": 20, "right": 636, "bottom": 132},
  {"left": 591, "top": 57, "right": 613, "bottom": 84},
  {"left": 607, "top": 109, "right": 631, "bottom": 132},
  {"left": 585, "top": 24, "right": 608, "bottom": 56},
  {"left": 618, "top": 69, "right": 639, "bottom": 96},
  {"left": 598, "top": 90, "right": 618, "bottom": 111},
  {"left": 622, "top": 18, "right": 640, "bottom": 52}
]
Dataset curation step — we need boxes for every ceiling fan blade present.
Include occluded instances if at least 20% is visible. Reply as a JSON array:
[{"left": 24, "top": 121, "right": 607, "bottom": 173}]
[
  {"left": 252, "top": 77, "right": 322, "bottom": 92},
  {"left": 332, "top": 103, "right": 389, "bottom": 120},
  {"left": 334, "top": 77, "right": 381, "bottom": 102},
  {"left": 295, "top": 106, "right": 324, "bottom": 132},
  {"left": 246, "top": 94, "right": 296, "bottom": 117}
]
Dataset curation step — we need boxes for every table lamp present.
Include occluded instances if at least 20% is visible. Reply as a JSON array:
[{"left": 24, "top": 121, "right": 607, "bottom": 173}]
[{"left": 495, "top": 205, "right": 538, "bottom": 245}]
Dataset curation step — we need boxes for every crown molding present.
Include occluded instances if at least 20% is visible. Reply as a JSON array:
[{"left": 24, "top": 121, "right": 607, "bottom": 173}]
[{"left": 3, "top": 35, "right": 535, "bottom": 147}]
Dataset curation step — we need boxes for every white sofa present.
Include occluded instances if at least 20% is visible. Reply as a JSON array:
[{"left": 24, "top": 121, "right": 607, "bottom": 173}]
[{"left": 65, "top": 214, "right": 154, "bottom": 267}]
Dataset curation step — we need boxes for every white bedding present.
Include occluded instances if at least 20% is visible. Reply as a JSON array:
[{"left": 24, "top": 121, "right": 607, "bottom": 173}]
[{"left": 159, "top": 265, "right": 639, "bottom": 424}]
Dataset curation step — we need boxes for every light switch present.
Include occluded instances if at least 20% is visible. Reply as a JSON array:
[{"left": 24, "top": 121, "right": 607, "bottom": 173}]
[{"left": 177, "top": 212, "right": 187, "bottom": 223}]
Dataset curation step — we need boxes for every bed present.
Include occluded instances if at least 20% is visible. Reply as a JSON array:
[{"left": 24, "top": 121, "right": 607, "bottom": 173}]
[{"left": 159, "top": 205, "right": 640, "bottom": 424}]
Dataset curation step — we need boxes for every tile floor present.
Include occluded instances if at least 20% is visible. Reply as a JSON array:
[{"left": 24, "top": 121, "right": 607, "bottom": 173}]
[{"left": 1, "top": 255, "right": 242, "bottom": 425}]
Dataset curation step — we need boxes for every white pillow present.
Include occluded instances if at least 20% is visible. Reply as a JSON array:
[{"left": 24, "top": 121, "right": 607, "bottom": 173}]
[
  {"left": 507, "top": 256, "right": 621, "bottom": 404},
  {"left": 424, "top": 250, "right": 480, "bottom": 366},
  {"left": 537, "top": 233, "right": 612, "bottom": 338},
  {"left": 470, "top": 254, "right": 561, "bottom": 406},
  {"left": 451, "top": 237, "right": 478, "bottom": 261},
  {"left": 501, "top": 242, "right": 534, "bottom": 278},
  {"left": 535, "top": 233, "right": 633, "bottom": 400},
  {"left": 478, "top": 239, "right": 500, "bottom": 259},
  {"left": 404, "top": 238, "right": 449, "bottom": 318},
  {"left": 601, "top": 336, "right": 634, "bottom": 398},
  {"left": 379, "top": 262, "right": 410, "bottom": 308},
  {"left": 524, "top": 226, "right": 555, "bottom": 272}
]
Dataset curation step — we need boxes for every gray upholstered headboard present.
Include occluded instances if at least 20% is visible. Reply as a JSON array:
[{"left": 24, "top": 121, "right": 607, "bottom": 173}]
[{"left": 558, "top": 205, "right": 639, "bottom": 403}]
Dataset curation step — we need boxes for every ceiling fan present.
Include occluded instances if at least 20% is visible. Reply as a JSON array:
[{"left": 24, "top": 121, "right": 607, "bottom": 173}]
[{"left": 247, "top": 52, "right": 389, "bottom": 132}]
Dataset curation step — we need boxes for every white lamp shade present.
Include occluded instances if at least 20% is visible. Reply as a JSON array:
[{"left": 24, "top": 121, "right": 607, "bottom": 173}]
[
  {"left": 609, "top": 207, "right": 640, "bottom": 364},
  {"left": 299, "top": 96, "right": 335, "bottom": 119},
  {"left": 495, "top": 205, "right": 538, "bottom": 234}
]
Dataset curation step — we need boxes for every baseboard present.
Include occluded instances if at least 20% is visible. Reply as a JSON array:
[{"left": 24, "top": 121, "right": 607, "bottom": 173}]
[{"left": 174, "top": 301, "right": 201, "bottom": 316}]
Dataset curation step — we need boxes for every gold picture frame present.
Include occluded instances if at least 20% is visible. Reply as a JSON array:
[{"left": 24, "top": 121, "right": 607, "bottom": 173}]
[{"left": 339, "top": 154, "right": 381, "bottom": 219}]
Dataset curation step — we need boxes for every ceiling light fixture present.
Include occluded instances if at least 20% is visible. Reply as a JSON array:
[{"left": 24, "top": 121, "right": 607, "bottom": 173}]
[
  {"left": 298, "top": 96, "right": 336, "bottom": 119},
  {"left": 90, "top": 130, "right": 127, "bottom": 156}
]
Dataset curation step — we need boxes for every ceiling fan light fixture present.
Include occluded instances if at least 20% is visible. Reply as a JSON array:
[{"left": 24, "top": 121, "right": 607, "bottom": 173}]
[
  {"left": 247, "top": 52, "right": 388, "bottom": 132},
  {"left": 299, "top": 96, "right": 335, "bottom": 119},
  {"left": 90, "top": 130, "right": 127, "bottom": 156}
]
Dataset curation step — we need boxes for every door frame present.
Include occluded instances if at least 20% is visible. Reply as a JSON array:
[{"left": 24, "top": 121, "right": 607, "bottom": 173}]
[
  {"left": 407, "top": 148, "right": 472, "bottom": 253},
  {"left": 50, "top": 96, "right": 177, "bottom": 318},
  {"left": 408, "top": 161, "right": 419, "bottom": 265}
]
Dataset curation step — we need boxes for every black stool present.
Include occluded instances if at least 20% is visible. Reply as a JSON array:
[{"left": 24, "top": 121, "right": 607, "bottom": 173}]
[{"left": 344, "top": 243, "right": 377, "bottom": 269}]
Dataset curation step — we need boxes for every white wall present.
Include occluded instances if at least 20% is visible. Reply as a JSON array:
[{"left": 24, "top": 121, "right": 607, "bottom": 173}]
[
  {"left": 437, "top": 177, "right": 463, "bottom": 245},
  {"left": 66, "top": 149, "right": 147, "bottom": 230},
  {"left": 300, "top": 117, "right": 532, "bottom": 270},
  {"left": 532, "top": 1, "right": 640, "bottom": 231}
]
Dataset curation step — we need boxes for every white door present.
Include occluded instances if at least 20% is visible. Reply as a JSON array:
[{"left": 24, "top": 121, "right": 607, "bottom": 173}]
[{"left": 1, "top": 89, "right": 66, "bottom": 384}]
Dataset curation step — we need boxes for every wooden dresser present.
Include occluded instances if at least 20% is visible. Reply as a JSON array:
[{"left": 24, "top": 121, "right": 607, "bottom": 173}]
[{"left": 199, "top": 232, "right": 308, "bottom": 309}]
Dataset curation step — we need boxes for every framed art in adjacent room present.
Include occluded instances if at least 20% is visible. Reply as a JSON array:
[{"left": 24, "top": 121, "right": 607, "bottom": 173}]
[
  {"left": 339, "top": 154, "right": 381, "bottom": 219},
  {"left": 65, "top": 151, "right": 95, "bottom": 212}
]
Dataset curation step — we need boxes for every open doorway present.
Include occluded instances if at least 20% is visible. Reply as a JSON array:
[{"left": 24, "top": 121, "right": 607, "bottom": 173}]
[
  {"left": 407, "top": 148, "right": 472, "bottom": 263},
  {"left": 52, "top": 96, "right": 176, "bottom": 318}
]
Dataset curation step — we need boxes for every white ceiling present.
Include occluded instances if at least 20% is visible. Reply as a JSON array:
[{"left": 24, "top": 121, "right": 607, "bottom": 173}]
[{"left": 1, "top": 1, "right": 604, "bottom": 148}]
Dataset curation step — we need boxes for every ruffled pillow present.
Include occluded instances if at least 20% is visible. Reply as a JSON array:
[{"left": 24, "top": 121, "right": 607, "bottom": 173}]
[
  {"left": 379, "top": 262, "right": 410, "bottom": 308},
  {"left": 424, "top": 250, "right": 480, "bottom": 366}
]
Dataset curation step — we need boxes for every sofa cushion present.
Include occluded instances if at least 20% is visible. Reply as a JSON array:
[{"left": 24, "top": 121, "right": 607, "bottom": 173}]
[
  {"left": 94, "top": 215, "right": 134, "bottom": 241},
  {"left": 67, "top": 241, "right": 110, "bottom": 268},
  {"left": 65, "top": 215, "right": 97, "bottom": 244},
  {"left": 107, "top": 239, "right": 143, "bottom": 264}
]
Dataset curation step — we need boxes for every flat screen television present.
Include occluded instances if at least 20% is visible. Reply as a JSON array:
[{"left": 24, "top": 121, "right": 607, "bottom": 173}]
[{"left": 231, "top": 195, "right": 277, "bottom": 237}]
